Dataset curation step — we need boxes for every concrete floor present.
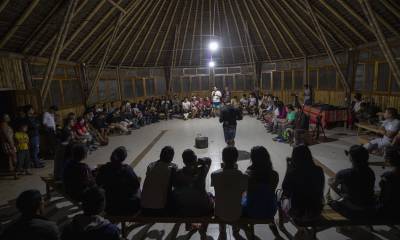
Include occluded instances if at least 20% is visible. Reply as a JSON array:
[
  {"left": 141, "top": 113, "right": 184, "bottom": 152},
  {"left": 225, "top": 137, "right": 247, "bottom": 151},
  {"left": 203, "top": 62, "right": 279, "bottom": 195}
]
[{"left": 0, "top": 116, "right": 399, "bottom": 240}]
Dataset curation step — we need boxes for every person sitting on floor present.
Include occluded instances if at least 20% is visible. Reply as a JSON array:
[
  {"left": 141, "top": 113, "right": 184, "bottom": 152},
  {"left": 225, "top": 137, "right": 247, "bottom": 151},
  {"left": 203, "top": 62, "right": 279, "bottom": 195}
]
[
  {"left": 211, "top": 146, "right": 248, "bottom": 240},
  {"left": 54, "top": 130, "right": 73, "bottom": 181},
  {"left": 61, "top": 187, "right": 120, "bottom": 240},
  {"left": 63, "top": 144, "right": 95, "bottom": 202},
  {"left": 2, "top": 189, "right": 59, "bottom": 240},
  {"left": 378, "top": 146, "right": 400, "bottom": 219},
  {"left": 364, "top": 108, "right": 400, "bottom": 153},
  {"left": 273, "top": 104, "right": 297, "bottom": 143},
  {"left": 141, "top": 146, "right": 178, "bottom": 216},
  {"left": 182, "top": 98, "right": 191, "bottom": 120},
  {"left": 243, "top": 146, "right": 280, "bottom": 238},
  {"left": 280, "top": 145, "right": 324, "bottom": 224},
  {"left": 328, "top": 145, "right": 376, "bottom": 219},
  {"left": 96, "top": 146, "right": 141, "bottom": 216}
]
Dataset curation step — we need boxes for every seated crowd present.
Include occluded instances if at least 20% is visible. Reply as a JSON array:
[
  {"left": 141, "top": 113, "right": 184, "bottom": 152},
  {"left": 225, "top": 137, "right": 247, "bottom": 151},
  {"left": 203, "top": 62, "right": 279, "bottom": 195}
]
[{"left": 2, "top": 142, "right": 399, "bottom": 240}]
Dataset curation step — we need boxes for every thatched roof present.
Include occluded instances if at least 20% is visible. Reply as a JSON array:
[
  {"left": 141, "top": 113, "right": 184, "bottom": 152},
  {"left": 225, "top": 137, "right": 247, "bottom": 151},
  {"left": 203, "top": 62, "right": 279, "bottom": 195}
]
[{"left": 0, "top": 0, "right": 399, "bottom": 67}]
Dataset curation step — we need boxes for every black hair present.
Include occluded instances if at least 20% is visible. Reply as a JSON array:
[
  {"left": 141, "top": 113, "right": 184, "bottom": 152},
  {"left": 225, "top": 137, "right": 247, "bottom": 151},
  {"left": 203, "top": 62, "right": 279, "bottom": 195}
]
[
  {"left": 354, "top": 93, "right": 362, "bottom": 101},
  {"left": 347, "top": 145, "right": 369, "bottom": 169},
  {"left": 287, "top": 104, "right": 294, "bottom": 111},
  {"left": 24, "top": 104, "right": 34, "bottom": 114},
  {"left": 182, "top": 149, "right": 197, "bottom": 166},
  {"left": 49, "top": 105, "right": 58, "bottom": 111},
  {"left": 160, "top": 146, "right": 174, "bottom": 163},
  {"left": 71, "top": 144, "right": 87, "bottom": 162},
  {"left": 249, "top": 146, "right": 273, "bottom": 177},
  {"left": 110, "top": 146, "right": 127, "bottom": 163},
  {"left": 81, "top": 187, "right": 105, "bottom": 215},
  {"left": 16, "top": 189, "right": 42, "bottom": 216},
  {"left": 386, "top": 108, "right": 398, "bottom": 118},
  {"left": 222, "top": 146, "right": 238, "bottom": 168},
  {"left": 291, "top": 145, "right": 315, "bottom": 170}
]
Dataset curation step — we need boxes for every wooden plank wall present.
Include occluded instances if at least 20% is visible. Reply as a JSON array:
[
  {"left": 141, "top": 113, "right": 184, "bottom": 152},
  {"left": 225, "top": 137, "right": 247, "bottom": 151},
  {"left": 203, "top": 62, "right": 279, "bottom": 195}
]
[{"left": 0, "top": 57, "right": 25, "bottom": 89}]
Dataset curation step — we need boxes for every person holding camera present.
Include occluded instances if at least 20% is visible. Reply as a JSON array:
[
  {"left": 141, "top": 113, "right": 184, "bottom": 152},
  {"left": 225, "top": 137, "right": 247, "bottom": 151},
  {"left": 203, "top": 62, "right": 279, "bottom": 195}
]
[{"left": 172, "top": 149, "right": 213, "bottom": 239}]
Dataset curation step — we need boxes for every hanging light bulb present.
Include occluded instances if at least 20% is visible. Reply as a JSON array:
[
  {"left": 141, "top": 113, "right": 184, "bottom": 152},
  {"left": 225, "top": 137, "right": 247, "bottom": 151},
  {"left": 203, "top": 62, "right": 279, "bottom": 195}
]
[
  {"left": 208, "top": 61, "right": 216, "bottom": 68},
  {"left": 208, "top": 41, "right": 219, "bottom": 52}
]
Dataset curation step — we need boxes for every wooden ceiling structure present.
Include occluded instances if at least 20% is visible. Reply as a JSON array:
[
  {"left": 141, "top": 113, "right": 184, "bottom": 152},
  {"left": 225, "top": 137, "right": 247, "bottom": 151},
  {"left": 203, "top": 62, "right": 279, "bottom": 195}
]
[{"left": 0, "top": 0, "right": 399, "bottom": 69}]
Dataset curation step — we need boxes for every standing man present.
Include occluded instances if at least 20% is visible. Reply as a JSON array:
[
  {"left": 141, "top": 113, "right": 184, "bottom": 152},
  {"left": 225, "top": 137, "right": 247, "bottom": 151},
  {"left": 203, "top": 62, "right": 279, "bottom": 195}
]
[
  {"left": 25, "top": 105, "right": 44, "bottom": 168},
  {"left": 42, "top": 105, "right": 58, "bottom": 159},
  {"left": 304, "top": 84, "right": 313, "bottom": 106},
  {"left": 211, "top": 86, "right": 222, "bottom": 117},
  {"left": 219, "top": 101, "right": 243, "bottom": 146}
]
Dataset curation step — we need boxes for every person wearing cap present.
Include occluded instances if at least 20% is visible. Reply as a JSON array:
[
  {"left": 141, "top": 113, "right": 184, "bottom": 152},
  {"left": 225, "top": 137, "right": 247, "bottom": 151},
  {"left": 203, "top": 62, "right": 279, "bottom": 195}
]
[
  {"left": 61, "top": 187, "right": 120, "bottom": 240},
  {"left": 96, "top": 146, "right": 141, "bottom": 216},
  {"left": 378, "top": 146, "right": 400, "bottom": 219},
  {"left": 2, "top": 189, "right": 59, "bottom": 240},
  {"left": 328, "top": 145, "right": 376, "bottom": 218}
]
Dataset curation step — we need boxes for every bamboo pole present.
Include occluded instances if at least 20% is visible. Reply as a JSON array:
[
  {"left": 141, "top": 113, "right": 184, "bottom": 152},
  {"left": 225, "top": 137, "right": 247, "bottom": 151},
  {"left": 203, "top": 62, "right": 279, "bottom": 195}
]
[
  {"left": 304, "top": 0, "right": 350, "bottom": 93},
  {"left": 189, "top": 0, "right": 200, "bottom": 66},
  {"left": 0, "top": 0, "right": 40, "bottom": 48},
  {"left": 226, "top": 0, "right": 248, "bottom": 63},
  {"left": 215, "top": 0, "right": 226, "bottom": 65},
  {"left": 359, "top": 0, "right": 400, "bottom": 89},
  {"left": 87, "top": 14, "right": 123, "bottom": 102},
  {"left": 178, "top": 0, "right": 194, "bottom": 66},
  {"left": 41, "top": 0, "right": 77, "bottom": 103},
  {"left": 106, "top": 0, "right": 127, "bottom": 14},
  {"left": 220, "top": 0, "right": 237, "bottom": 62},
  {"left": 0, "top": 0, "right": 10, "bottom": 14}
]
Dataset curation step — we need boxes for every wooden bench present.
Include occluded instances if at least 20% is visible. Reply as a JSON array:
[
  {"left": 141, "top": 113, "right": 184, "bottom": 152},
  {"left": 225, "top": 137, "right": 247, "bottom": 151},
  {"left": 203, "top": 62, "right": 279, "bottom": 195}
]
[
  {"left": 355, "top": 122, "right": 385, "bottom": 136},
  {"left": 40, "top": 176, "right": 81, "bottom": 207},
  {"left": 107, "top": 215, "right": 276, "bottom": 238}
]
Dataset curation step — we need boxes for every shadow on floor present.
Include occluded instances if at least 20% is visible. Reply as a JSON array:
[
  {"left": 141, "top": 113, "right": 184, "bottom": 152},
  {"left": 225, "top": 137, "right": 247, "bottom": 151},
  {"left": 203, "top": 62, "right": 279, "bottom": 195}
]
[{"left": 237, "top": 150, "right": 250, "bottom": 161}]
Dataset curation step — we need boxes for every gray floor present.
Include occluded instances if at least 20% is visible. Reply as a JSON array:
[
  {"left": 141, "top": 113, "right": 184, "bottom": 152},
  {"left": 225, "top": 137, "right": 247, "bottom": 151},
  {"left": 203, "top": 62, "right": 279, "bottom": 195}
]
[{"left": 1, "top": 116, "right": 399, "bottom": 239}]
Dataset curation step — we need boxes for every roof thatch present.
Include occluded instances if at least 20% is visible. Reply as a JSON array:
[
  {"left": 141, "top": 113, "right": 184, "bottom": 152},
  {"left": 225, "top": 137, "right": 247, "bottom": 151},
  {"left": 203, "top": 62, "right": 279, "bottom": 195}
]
[{"left": 0, "top": 0, "right": 399, "bottom": 67}]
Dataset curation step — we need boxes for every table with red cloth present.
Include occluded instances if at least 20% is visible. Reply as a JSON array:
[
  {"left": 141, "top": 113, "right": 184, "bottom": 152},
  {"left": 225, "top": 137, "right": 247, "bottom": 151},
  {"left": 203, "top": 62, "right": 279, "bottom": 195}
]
[{"left": 303, "top": 105, "right": 347, "bottom": 129}]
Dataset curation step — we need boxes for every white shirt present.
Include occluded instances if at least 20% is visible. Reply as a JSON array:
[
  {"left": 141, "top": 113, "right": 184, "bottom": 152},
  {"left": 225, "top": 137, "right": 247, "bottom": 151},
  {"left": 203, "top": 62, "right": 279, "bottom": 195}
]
[
  {"left": 43, "top": 112, "right": 56, "bottom": 131},
  {"left": 382, "top": 118, "right": 400, "bottom": 141},
  {"left": 211, "top": 169, "right": 248, "bottom": 221},
  {"left": 212, "top": 90, "right": 222, "bottom": 103},
  {"left": 182, "top": 101, "right": 191, "bottom": 111},
  {"left": 353, "top": 101, "right": 362, "bottom": 113},
  {"left": 249, "top": 97, "right": 257, "bottom": 106}
]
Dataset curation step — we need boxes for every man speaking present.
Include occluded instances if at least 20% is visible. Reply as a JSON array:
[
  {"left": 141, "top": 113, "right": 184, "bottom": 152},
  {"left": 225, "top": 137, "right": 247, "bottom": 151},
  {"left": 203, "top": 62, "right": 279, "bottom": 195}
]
[{"left": 219, "top": 101, "right": 243, "bottom": 147}]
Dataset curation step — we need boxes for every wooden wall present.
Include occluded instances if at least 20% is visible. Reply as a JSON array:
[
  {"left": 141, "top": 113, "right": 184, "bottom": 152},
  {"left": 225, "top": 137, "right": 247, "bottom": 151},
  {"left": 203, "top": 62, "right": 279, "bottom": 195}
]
[{"left": 0, "top": 57, "right": 25, "bottom": 90}]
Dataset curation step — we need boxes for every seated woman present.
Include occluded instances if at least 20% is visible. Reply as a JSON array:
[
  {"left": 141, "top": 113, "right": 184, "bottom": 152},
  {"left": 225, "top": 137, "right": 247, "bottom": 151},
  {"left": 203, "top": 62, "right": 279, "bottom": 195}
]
[
  {"left": 74, "top": 117, "right": 93, "bottom": 144},
  {"left": 280, "top": 145, "right": 324, "bottom": 224},
  {"left": 328, "top": 145, "right": 376, "bottom": 219},
  {"left": 378, "top": 146, "right": 400, "bottom": 219},
  {"left": 96, "top": 146, "right": 141, "bottom": 216},
  {"left": 243, "top": 146, "right": 280, "bottom": 237},
  {"left": 63, "top": 144, "right": 95, "bottom": 202}
]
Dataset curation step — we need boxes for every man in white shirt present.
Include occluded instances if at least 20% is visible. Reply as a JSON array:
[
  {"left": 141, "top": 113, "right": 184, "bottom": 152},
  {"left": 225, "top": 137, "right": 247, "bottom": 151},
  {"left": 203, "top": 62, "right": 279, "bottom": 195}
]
[
  {"left": 364, "top": 108, "right": 400, "bottom": 152},
  {"left": 42, "top": 105, "right": 58, "bottom": 158},
  {"left": 182, "top": 98, "right": 191, "bottom": 120},
  {"left": 211, "top": 87, "right": 222, "bottom": 117},
  {"left": 211, "top": 146, "right": 248, "bottom": 239},
  {"left": 141, "top": 146, "right": 177, "bottom": 216}
]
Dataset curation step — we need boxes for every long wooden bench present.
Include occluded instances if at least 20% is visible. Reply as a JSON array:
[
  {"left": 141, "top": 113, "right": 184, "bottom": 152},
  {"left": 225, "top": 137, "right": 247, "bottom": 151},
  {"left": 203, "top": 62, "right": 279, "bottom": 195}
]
[
  {"left": 41, "top": 176, "right": 399, "bottom": 239},
  {"left": 355, "top": 122, "right": 385, "bottom": 136}
]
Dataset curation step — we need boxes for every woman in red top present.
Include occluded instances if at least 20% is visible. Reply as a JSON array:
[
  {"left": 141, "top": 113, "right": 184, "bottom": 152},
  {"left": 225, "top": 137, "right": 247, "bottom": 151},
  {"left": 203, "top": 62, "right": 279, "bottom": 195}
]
[{"left": 74, "top": 117, "right": 92, "bottom": 143}]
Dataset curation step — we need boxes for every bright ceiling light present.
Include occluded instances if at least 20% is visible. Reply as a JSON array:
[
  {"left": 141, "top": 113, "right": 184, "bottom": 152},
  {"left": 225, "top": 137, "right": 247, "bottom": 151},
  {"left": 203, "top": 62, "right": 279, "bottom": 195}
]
[
  {"left": 208, "top": 61, "right": 216, "bottom": 68},
  {"left": 208, "top": 41, "right": 219, "bottom": 52}
]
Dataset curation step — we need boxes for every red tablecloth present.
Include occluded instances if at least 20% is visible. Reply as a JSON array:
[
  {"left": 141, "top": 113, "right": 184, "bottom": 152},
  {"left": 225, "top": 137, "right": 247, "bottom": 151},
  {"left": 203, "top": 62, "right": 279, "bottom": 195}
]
[{"left": 303, "top": 105, "right": 347, "bottom": 128}]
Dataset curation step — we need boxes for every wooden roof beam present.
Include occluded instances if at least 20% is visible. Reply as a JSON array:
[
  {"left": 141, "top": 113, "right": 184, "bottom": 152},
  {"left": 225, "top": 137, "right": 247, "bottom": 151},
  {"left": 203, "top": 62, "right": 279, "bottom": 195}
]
[
  {"left": 130, "top": 0, "right": 168, "bottom": 66},
  {"left": 319, "top": 0, "right": 368, "bottom": 43},
  {"left": 226, "top": 0, "right": 249, "bottom": 63},
  {"left": 304, "top": 0, "right": 350, "bottom": 94},
  {"left": 0, "top": 0, "right": 10, "bottom": 14},
  {"left": 108, "top": 0, "right": 151, "bottom": 63},
  {"left": 118, "top": 0, "right": 162, "bottom": 66},
  {"left": 220, "top": 0, "right": 235, "bottom": 63},
  {"left": 66, "top": 0, "right": 124, "bottom": 61},
  {"left": 359, "top": 0, "right": 400, "bottom": 89},
  {"left": 238, "top": 0, "right": 270, "bottom": 61},
  {"left": 106, "top": 0, "right": 127, "bottom": 14},
  {"left": 247, "top": 0, "right": 282, "bottom": 58},
  {"left": 22, "top": 1, "right": 64, "bottom": 54},
  {"left": 76, "top": 0, "right": 140, "bottom": 63},
  {"left": 42, "top": 0, "right": 78, "bottom": 102},
  {"left": 38, "top": 0, "right": 88, "bottom": 56},
  {"left": 215, "top": 0, "right": 226, "bottom": 65},
  {"left": 264, "top": 0, "right": 306, "bottom": 56},
  {"left": 255, "top": 0, "right": 294, "bottom": 58},
  {"left": 189, "top": 0, "right": 200, "bottom": 66},
  {"left": 0, "top": 0, "right": 40, "bottom": 48},
  {"left": 143, "top": 0, "right": 176, "bottom": 66},
  {"left": 178, "top": 0, "right": 194, "bottom": 66},
  {"left": 381, "top": 0, "right": 400, "bottom": 19},
  {"left": 155, "top": 0, "right": 184, "bottom": 66}
]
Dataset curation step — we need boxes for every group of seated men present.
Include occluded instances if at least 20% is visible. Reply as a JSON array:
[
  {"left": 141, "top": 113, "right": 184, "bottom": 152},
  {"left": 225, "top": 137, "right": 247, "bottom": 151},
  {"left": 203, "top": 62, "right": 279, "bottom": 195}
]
[{"left": 2, "top": 142, "right": 399, "bottom": 240}]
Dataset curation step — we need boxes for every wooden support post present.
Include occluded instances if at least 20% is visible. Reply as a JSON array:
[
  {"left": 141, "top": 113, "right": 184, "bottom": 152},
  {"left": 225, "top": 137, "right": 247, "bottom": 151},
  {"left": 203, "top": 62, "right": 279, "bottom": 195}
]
[
  {"left": 87, "top": 14, "right": 123, "bottom": 102},
  {"left": 41, "top": 0, "right": 77, "bottom": 103},
  {"left": 359, "top": 0, "right": 400, "bottom": 89},
  {"left": 304, "top": 56, "right": 309, "bottom": 85},
  {"left": 116, "top": 66, "right": 123, "bottom": 101},
  {"left": 304, "top": 0, "right": 350, "bottom": 95}
]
